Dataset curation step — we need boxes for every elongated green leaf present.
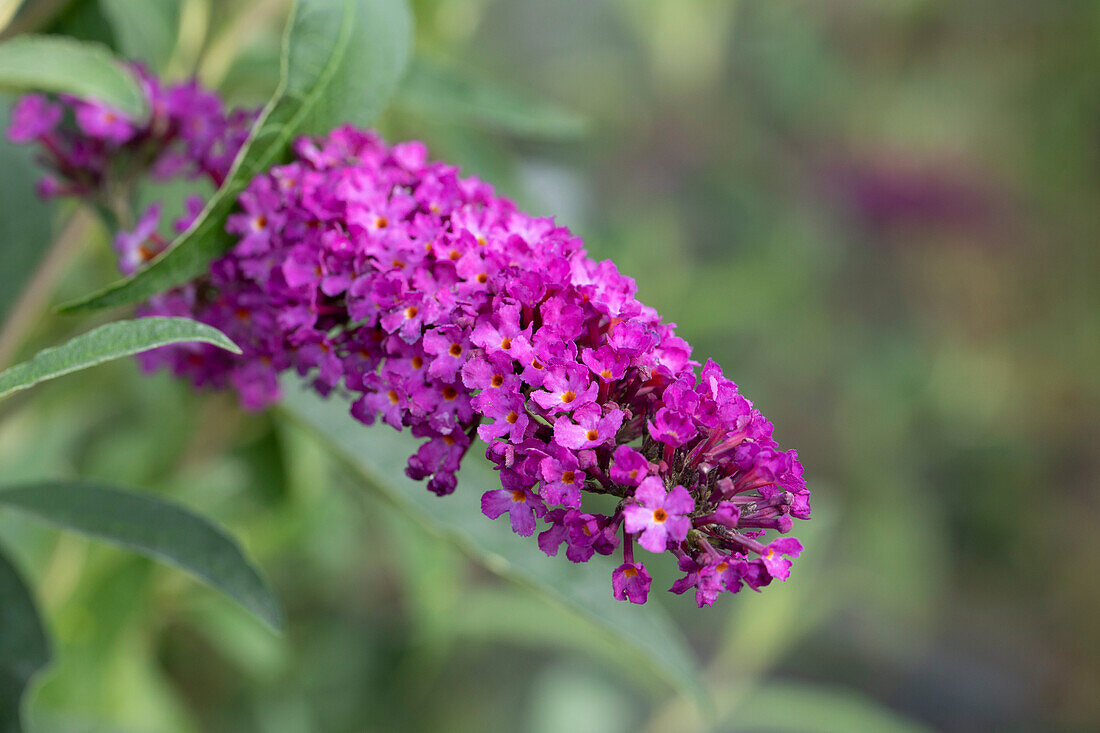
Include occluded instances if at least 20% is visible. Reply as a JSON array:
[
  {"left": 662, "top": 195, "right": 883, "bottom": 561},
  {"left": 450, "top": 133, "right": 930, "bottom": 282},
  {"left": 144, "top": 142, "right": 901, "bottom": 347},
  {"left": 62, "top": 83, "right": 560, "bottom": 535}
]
[
  {"left": 60, "top": 0, "right": 412, "bottom": 314},
  {"left": 0, "top": 95, "right": 55, "bottom": 326},
  {"left": 0, "top": 317, "right": 240, "bottom": 400},
  {"left": 99, "top": 0, "right": 181, "bottom": 73},
  {"left": 0, "top": 34, "right": 146, "bottom": 117},
  {"left": 0, "top": 542, "right": 51, "bottom": 733},
  {"left": 396, "top": 60, "right": 589, "bottom": 139},
  {"left": 279, "top": 382, "right": 706, "bottom": 707},
  {"left": 0, "top": 482, "right": 284, "bottom": 630}
]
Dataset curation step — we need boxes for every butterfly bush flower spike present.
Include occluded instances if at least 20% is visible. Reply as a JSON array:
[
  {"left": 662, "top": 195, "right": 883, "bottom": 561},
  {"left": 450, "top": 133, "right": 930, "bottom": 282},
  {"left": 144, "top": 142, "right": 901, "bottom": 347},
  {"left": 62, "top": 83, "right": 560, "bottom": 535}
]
[{"left": 9, "top": 73, "right": 812, "bottom": 608}]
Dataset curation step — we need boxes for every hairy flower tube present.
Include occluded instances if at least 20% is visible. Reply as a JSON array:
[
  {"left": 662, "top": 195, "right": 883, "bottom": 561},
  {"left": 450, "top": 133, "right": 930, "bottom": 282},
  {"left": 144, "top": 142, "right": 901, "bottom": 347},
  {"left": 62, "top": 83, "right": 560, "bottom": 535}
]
[{"left": 10, "top": 80, "right": 810, "bottom": 607}]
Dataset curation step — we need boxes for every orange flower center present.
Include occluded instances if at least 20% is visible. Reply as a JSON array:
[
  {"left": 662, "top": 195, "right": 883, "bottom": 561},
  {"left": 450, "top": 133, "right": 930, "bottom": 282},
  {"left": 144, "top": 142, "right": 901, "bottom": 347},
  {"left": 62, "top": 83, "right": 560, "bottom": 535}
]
[
  {"left": 411, "top": 356, "right": 423, "bottom": 369},
  {"left": 505, "top": 411, "right": 519, "bottom": 424},
  {"left": 561, "top": 471, "right": 576, "bottom": 484},
  {"left": 442, "top": 386, "right": 458, "bottom": 401},
  {"left": 511, "top": 490, "right": 526, "bottom": 502},
  {"left": 600, "top": 369, "right": 613, "bottom": 379},
  {"left": 476, "top": 273, "right": 488, "bottom": 284},
  {"left": 448, "top": 343, "right": 463, "bottom": 357},
  {"left": 585, "top": 429, "right": 599, "bottom": 441},
  {"left": 405, "top": 306, "right": 418, "bottom": 318},
  {"left": 622, "top": 566, "right": 639, "bottom": 578},
  {"left": 490, "top": 374, "right": 504, "bottom": 388},
  {"left": 375, "top": 216, "right": 388, "bottom": 229},
  {"left": 560, "top": 390, "right": 576, "bottom": 403},
  {"left": 500, "top": 337, "right": 512, "bottom": 350},
  {"left": 387, "top": 390, "right": 399, "bottom": 404},
  {"left": 652, "top": 508, "right": 668, "bottom": 523}
]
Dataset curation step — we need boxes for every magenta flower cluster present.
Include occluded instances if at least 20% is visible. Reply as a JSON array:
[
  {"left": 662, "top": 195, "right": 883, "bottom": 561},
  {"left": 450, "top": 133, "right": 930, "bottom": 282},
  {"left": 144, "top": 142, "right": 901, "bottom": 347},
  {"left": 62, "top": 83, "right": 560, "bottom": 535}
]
[
  {"left": 9, "top": 77, "right": 810, "bottom": 607},
  {"left": 7, "top": 67, "right": 255, "bottom": 273}
]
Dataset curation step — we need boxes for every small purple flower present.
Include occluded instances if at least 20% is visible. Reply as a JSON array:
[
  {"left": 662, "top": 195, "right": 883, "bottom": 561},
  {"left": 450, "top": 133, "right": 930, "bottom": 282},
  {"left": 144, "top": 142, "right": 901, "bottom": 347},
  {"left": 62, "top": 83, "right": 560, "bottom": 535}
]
[
  {"left": 475, "top": 388, "right": 530, "bottom": 444},
  {"left": 531, "top": 362, "right": 596, "bottom": 413},
  {"left": 113, "top": 203, "right": 163, "bottom": 275},
  {"left": 7, "top": 94, "right": 61, "bottom": 142},
  {"left": 581, "top": 346, "right": 629, "bottom": 382},
  {"left": 423, "top": 326, "right": 471, "bottom": 381},
  {"left": 612, "top": 562, "right": 651, "bottom": 604},
  {"left": 760, "top": 537, "right": 803, "bottom": 581},
  {"left": 538, "top": 508, "right": 602, "bottom": 562},
  {"left": 482, "top": 480, "right": 546, "bottom": 536},
  {"left": 538, "top": 446, "right": 585, "bottom": 508},
  {"left": 623, "top": 477, "right": 694, "bottom": 553},
  {"left": 647, "top": 406, "right": 697, "bottom": 447},
  {"left": 552, "top": 403, "right": 624, "bottom": 450},
  {"left": 74, "top": 101, "right": 135, "bottom": 144},
  {"left": 610, "top": 445, "right": 649, "bottom": 487}
]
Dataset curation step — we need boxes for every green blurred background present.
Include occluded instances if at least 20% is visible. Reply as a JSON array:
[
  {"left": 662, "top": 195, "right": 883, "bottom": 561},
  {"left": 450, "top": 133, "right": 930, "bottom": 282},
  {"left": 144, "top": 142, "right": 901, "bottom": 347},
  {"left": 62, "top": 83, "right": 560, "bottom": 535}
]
[{"left": 1, "top": 0, "right": 1098, "bottom": 731}]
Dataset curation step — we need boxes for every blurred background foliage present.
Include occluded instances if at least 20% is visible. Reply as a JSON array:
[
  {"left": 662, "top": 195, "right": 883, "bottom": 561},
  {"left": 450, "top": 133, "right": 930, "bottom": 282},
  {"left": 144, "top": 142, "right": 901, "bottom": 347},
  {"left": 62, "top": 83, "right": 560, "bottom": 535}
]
[{"left": 0, "top": 0, "right": 1097, "bottom": 731}]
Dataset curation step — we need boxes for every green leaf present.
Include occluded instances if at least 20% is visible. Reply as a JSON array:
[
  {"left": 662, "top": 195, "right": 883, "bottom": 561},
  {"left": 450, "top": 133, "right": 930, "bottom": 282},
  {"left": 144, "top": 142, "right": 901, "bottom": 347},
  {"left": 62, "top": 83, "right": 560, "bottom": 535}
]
[
  {"left": 396, "top": 60, "right": 589, "bottom": 139},
  {"left": 725, "top": 681, "right": 935, "bottom": 733},
  {"left": 0, "top": 95, "right": 55, "bottom": 326},
  {"left": 59, "top": 0, "right": 413, "bottom": 314},
  {"left": 0, "top": 542, "right": 51, "bottom": 733},
  {"left": 0, "top": 34, "right": 146, "bottom": 118},
  {"left": 0, "top": 481, "right": 284, "bottom": 631},
  {"left": 0, "top": 317, "right": 240, "bottom": 401},
  {"left": 99, "top": 0, "right": 182, "bottom": 73},
  {"left": 279, "top": 382, "right": 707, "bottom": 707}
]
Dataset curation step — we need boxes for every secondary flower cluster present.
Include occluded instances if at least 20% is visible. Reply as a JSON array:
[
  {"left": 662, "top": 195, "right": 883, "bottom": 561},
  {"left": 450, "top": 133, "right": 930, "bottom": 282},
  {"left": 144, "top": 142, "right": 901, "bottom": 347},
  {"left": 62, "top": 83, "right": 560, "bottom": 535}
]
[
  {"left": 7, "top": 66, "right": 255, "bottom": 273},
  {"left": 9, "top": 80, "right": 810, "bottom": 607}
]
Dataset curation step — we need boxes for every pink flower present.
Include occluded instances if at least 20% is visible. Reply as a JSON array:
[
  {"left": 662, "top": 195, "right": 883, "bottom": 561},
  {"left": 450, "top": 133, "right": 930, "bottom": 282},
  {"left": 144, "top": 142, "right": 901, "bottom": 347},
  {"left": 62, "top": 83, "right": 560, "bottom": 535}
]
[
  {"left": 612, "top": 562, "right": 652, "bottom": 604},
  {"left": 74, "top": 101, "right": 136, "bottom": 144},
  {"left": 6, "top": 94, "right": 61, "bottom": 142},
  {"left": 481, "top": 480, "right": 546, "bottom": 537},
  {"left": 552, "top": 403, "right": 624, "bottom": 450},
  {"left": 760, "top": 537, "right": 803, "bottom": 581},
  {"left": 610, "top": 445, "right": 649, "bottom": 487},
  {"left": 623, "top": 477, "right": 694, "bottom": 553}
]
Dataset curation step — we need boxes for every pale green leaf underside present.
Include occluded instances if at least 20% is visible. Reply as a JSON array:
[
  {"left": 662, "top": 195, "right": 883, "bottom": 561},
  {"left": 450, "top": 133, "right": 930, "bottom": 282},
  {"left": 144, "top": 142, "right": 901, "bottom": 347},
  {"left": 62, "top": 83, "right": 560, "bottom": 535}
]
[
  {"left": 0, "top": 317, "right": 240, "bottom": 401},
  {"left": 0, "top": 34, "right": 147, "bottom": 118},
  {"left": 279, "top": 381, "right": 707, "bottom": 707},
  {"left": 0, "top": 482, "right": 284, "bottom": 630},
  {"left": 727, "top": 681, "right": 936, "bottom": 733},
  {"left": 59, "top": 0, "right": 412, "bottom": 314}
]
